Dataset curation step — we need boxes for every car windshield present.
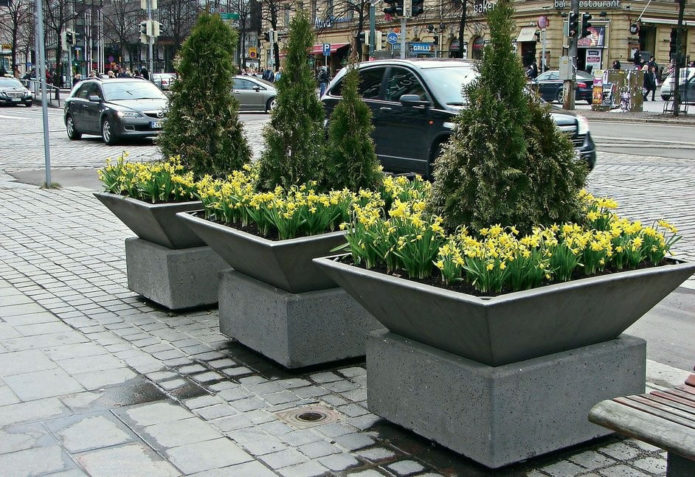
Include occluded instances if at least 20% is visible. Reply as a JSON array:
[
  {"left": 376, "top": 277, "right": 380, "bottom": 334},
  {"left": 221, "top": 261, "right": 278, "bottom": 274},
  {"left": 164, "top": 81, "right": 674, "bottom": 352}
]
[
  {"left": 102, "top": 81, "right": 167, "bottom": 101},
  {"left": 665, "top": 67, "right": 695, "bottom": 83},
  {"left": 419, "top": 66, "right": 478, "bottom": 106},
  {"left": 0, "top": 78, "right": 24, "bottom": 88}
]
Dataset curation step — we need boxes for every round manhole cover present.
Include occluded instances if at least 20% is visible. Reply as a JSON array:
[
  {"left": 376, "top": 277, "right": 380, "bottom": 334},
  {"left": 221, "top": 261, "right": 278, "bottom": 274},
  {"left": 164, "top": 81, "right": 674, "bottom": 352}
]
[
  {"left": 296, "top": 411, "right": 326, "bottom": 422},
  {"left": 275, "top": 405, "right": 342, "bottom": 429}
]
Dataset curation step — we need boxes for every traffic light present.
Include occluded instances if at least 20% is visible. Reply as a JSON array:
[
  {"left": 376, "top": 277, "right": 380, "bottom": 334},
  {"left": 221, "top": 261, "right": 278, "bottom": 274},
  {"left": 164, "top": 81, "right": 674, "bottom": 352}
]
[
  {"left": 356, "top": 31, "right": 366, "bottom": 45},
  {"left": 432, "top": 36, "right": 438, "bottom": 45},
  {"left": 580, "top": 13, "right": 592, "bottom": 39},
  {"left": 383, "top": 0, "right": 403, "bottom": 16},
  {"left": 568, "top": 11, "right": 579, "bottom": 38},
  {"left": 263, "top": 32, "right": 269, "bottom": 42},
  {"left": 152, "top": 20, "right": 161, "bottom": 37},
  {"left": 65, "top": 30, "right": 75, "bottom": 46},
  {"left": 411, "top": 0, "right": 424, "bottom": 17},
  {"left": 139, "top": 21, "right": 148, "bottom": 35}
]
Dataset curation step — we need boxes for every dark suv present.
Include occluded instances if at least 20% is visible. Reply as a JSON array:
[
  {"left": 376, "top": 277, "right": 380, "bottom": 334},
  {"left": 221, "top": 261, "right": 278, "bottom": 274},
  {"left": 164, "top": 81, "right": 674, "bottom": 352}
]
[
  {"left": 321, "top": 59, "right": 596, "bottom": 178},
  {"left": 64, "top": 78, "right": 168, "bottom": 145}
]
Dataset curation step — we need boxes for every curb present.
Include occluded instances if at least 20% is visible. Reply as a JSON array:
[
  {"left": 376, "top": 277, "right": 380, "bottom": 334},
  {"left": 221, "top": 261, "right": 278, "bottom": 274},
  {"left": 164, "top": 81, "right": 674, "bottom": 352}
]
[{"left": 557, "top": 109, "right": 695, "bottom": 125}]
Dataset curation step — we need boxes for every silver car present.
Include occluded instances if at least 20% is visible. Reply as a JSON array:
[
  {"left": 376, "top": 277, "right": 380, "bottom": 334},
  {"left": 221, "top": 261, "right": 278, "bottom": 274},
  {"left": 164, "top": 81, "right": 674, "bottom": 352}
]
[
  {"left": 64, "top": 78, "right": 168, "bottom": 145},
  {"left": 232, "top": 75, "right": 277, "bottom": 112},
  {"left": 0, "top": 77, "right": 33, "bottom": 107},
  {"left": 660, "top": 67, "right": 695, "bottom": 102},
  {"left": 152, "top": 73, "right": 177, "bottom": 90}
]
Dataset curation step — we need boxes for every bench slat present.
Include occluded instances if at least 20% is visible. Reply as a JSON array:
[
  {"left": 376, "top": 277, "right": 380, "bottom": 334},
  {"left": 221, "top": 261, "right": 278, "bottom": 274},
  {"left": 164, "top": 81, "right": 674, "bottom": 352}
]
[
  {"left": 667, "top": 388, "right": 695, "bottom": 402},
  {"left": 685, "top": 374, "right": 695, "bottom": 388},
  {"left": 613, "top": 397, "right": 695, "bottom": 431},
  {"left": 629, "top": 394, "right": 695, "bottom": 421},
  {"left": 589, "top": 400, "right": 695, "bottom": 460},
  {"left": 648, "top": 392, "right": 695, "bottom": 416},
  {"left": 677, "top": 384, "right": 695, "bottom": 397}
]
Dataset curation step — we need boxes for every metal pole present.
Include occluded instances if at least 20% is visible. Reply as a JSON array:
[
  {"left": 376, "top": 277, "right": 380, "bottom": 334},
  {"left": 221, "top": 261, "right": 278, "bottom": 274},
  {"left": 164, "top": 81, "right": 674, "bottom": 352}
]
[
  {"left": 147, "top": 0, "right": 153, "bottom": 75},
  {"left": 400, "top": 17, "right": 406, "bottom": 59},
  {"left": 673, "top": 0, "right": 685, "bottom": 117},
  {"left": 541, "top": 28, "right": 546, "bottom": 72},
  {"left": 35, "top": 0, "right": 52, "bottom": 187},
  {"left": 68, "top": 46, "right": 73, "bottom": 88},
  {"left": 563, "top": 0, "right": 578, "bottom": 110},
  {"left": 369, "top": 1, "right": 376, "bottom": 59}
]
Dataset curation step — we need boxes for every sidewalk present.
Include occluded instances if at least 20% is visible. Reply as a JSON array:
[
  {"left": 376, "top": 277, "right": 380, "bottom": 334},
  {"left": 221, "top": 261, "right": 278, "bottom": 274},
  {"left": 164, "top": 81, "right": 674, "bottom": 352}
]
[{"left": 0, "top": 186, "right": 691, "bottom": 476}]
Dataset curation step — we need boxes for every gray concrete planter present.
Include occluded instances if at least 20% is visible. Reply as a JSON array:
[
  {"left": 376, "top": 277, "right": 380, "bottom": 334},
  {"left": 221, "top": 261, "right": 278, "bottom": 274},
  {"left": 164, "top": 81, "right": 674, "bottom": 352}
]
[
  {"left": 94, "top": 192, "right": 204, "bottom": 249},
  {"left": 315, "top": 254, "right": 695, "bottom": 366},
  {"left": 178, "top": 212, "right": 346, "bottom": 293}
]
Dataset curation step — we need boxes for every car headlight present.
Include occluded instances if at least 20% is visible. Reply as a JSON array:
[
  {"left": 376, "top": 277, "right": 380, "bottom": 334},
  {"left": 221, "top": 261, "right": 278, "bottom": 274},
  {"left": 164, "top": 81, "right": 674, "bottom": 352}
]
[
  {"left": 576, "top": 114, "right": 590, "bottom": 136},
  {"left": 116, "top": 110, "right": 140, "bottom": 118},
  {"left": 0, "top": 91, "right": 7, "bottom": 98}
]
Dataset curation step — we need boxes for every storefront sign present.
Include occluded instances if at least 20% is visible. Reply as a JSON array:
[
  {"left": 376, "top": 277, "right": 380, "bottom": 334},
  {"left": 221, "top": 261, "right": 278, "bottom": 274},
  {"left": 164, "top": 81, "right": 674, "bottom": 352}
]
[
  {"left": 410, "top": 43, "right": 434, "bottom": 53},
  {"left": 586, "top": 48, "right": 602, "bottom": 71},
  {"left": 553, "top": 0, "right": 622, "bottom": 9},
  {"left": 473, "top": 0, "right": 496, "bottom": 15},
  {"left": 314, "top": 15, "right": 352, "bottom": 29},
  {"left": 578, "top": 26, "right": 606, "bottom": 48}
]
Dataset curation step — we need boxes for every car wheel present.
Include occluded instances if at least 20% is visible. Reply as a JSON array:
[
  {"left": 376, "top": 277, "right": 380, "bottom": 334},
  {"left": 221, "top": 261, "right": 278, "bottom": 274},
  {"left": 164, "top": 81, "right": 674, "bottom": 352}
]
[
  {"left": 661, "top": 95, "right": 670, "bottom": 101},
  {"left": 266, "top": 97, "right": 277, "bottom": 113},
  {"left": 66, "top": 115, "right": 81, "bottom": 140},
  {"left": 427, "top": 141, "right": 447, "bottom": 180},
  {"left": 556, "top": 88, "right": 564, "bottom": 104},
  {"left": 101, "top": 117, "right": 118, "bottom": 145},
  {"left": 24, "top": 102, "right": 32, "bottom": 107}
]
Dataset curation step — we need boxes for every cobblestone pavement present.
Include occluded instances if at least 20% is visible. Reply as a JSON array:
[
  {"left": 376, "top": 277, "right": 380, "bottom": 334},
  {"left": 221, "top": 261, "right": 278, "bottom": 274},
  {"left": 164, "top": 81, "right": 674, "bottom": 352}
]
[{"left": 0, "top": 107, "right": 694, "bottom": 476}]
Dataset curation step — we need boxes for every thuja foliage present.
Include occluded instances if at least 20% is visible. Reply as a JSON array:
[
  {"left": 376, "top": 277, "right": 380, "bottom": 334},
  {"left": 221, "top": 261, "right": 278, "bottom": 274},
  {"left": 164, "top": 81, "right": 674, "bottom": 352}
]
[
  {"left": 257, "top": 8, "right": 326, "bottom": 190},
  {"left": 428, "top": 0, "right": 588, "bottom": 234},
  {"left": 324, "top": 60, "right": 382, "bottom": 191},
  {"left": 159, "top": 12, "right": 250, "bottom": 177}
]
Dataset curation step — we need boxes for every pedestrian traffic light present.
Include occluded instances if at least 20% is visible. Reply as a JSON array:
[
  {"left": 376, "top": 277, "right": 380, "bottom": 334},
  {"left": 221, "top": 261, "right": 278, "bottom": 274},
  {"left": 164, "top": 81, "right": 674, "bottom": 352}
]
[
  {"left": 139, "top": 21, "right": 148, "bottom": 35},
  {"left": 411, "top": 0, "right": 424, "bottom": 17},
  {"left": 65, "top": 30, "right": 75, "bottom": 46},
  {"left": 568, "top": 11, "right": 579, "bottom": 38},
  {"left": 383, "top": 0, "right": 403, "bottom": 16},
  {"left": 580, "top": 13, "right": 592, "bottom": 39},
  {"left": 263, "top": 32, "right": 269, "bottom": 42},
  {"left": 356, "top": 31, "right": 366, "bottom": 45},
  {"left": 152, "top": 21, "right": 161, "bottom": 37}
]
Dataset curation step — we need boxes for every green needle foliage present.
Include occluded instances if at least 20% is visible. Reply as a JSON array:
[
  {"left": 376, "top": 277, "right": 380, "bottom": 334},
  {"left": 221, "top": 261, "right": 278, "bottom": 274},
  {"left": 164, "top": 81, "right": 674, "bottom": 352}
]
[
  {"left": 257, "top": 7, "right": 326, "bottom": 190},
  {"left": 324, "top": 58, "right": 382, "bottom": 191},
  {"left": 159, "top": 12, "right": 250, "bottom": 177},
  {"left": 429, "top": 0, "right": 588, "bottom": 234}
]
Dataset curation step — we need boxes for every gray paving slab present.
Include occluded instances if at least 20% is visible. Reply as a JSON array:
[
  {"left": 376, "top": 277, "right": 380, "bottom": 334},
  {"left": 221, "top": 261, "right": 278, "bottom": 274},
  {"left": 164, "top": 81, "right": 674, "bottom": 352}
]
[
  {"left": 3, "top": 367, "right": 84, "bottom": 400},
  {"left": 0, "top": 445, "right": 72, "bottom": 475},
  {"left": 165, "top": 437, "right": 253, "bottom": 474},
  {"left": 75, "top": 443, "right": 180, "bottom": 477}
]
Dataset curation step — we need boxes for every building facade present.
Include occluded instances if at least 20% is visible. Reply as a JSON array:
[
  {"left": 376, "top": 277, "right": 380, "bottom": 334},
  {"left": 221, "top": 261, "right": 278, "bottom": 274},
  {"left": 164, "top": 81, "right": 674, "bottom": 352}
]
[{"left": 261, "top": 0, "right": 695, "bottom": 77}]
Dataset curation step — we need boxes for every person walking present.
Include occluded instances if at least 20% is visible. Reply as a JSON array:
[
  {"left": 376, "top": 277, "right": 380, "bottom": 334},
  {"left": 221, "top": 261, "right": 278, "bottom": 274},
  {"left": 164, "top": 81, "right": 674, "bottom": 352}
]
[
  {"left": 274, "top": 67, "right": 283, "bottom": 82},
  {"left": 317, "top": 66, "right": 330, "bottom": 97},
  {"left": 526, "top": 61, "right": 538, "bottom": 79},
  {"left": 643, "top": 65, "right": 657, "bottom": 101},
  {"left": 612, "top": 59, "right": 621, "bottom": 70}
]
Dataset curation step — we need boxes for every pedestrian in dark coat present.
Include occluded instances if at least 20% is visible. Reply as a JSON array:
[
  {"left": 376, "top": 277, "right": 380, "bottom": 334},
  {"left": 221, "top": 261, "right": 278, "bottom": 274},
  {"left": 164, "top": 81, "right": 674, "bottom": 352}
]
[{"left": 643, "top": 66, "right": 657, "bottom": 101}]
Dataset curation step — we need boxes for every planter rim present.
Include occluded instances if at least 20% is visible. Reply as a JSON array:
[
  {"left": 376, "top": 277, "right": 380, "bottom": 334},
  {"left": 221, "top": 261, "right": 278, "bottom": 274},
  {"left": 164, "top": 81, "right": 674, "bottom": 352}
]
[
  {"left": 314, "top": 254, "right": 695, "bottom": 306},
  {"left": 94, "top": 191, "right": 202, "bottom": 209},
  {"left": 178, "top": 211, "right": 346, "bottom": 248}
]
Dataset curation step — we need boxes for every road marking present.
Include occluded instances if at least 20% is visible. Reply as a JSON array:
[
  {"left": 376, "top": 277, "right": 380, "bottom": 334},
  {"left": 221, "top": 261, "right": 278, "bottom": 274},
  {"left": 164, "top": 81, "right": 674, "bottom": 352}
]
[
  {"left": 593, "top": 135, "right": 695, "bottom": 146},
  {"left": 0, "top": 114, "right": 34, "bottom": 119}
]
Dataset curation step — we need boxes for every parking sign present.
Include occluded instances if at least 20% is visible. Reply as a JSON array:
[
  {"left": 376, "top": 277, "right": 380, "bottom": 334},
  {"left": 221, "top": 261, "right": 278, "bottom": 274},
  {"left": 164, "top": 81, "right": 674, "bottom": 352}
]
[{"left": 322, "top": 43, "right": 331, "bottom": 56}]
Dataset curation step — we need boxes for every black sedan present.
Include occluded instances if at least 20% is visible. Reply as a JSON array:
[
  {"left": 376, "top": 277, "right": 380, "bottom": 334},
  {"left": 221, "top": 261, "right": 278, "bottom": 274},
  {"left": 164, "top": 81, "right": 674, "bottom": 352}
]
[
  {"left": 64, "top": 78, "right": 168, "bottom": 145},
  {"left": 531, "top": 70, "right": 594, "bottom": 104},
  {"left": 0, "top": 77, "right": 33, "bottom": 107}
]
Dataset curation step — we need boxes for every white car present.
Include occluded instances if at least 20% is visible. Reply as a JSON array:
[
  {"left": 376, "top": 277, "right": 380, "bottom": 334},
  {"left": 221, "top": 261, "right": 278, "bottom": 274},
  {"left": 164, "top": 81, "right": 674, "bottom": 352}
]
[{"left": 660, "top": 67, "right": 695, "bottom": 102}]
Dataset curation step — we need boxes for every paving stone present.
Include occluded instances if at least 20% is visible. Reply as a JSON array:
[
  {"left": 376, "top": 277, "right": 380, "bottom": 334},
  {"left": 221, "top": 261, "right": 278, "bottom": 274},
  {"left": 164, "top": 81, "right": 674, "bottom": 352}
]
[
  {"left": 0, "top": 445, "right": 69, "bottom": 475},
  {"left": 318, "top": 452, "right": 360, "bottom": 471},
  {"left": 347, "top": 414, "right": 382, "bottom": 431},
  {"left": 0, "top": 386, "right": 20, "bottom": 406},
  {"left": 4, "top": 367, "right": 83, "bottom": 401},
  {"left": 72, "top": 367, "right": 137, "bottom": 390},
  {"left": 43, "top": 343, "right": 109, "bottom": 361},
  {"left": 159, "top": 379, "right": 187, "bottom": 391},
  {"left": 257, "top": 420, "right": 294, "bottom": 436},
  {"left": 207, "top": 358, "right": 237, "bottom": 369},
  {"left": 195, "top": 404, "right": 238, "bottom": 421},
  {"left": 355, "top": 447, "right": 396, "bottom": 462},
  {"left": 0, "top": 427, "right": 48, "bottom": 454},
  {"left": 632, "top": 456, "right": 667, "bottom": 474},
  {"left": 15, "top": 322, "right": 69, "bottom": 336},
  {"left": 264, "top": 391, "right": 301, "bottom": 406},
  {"left": 179, "top": 364, "right": 207, "bottom": 374},
  {"left": 541, "top": 460, "right": 588, "bottom": 477},
  {"left": 0, "top": 349, "right": 56, "bottom": 376},
  {"left": 227, "top": 428, "right": 288, "bottom": 455},
  {"left": 320, "top": 395, "right": 348, "bottom": 407},
  {"left": 277, "top": 460, "right": 329, "bottom": 477},
  {"left": 568, "top": 450, "right": 618, "bottom": 470},
  {"left": 337, "top": 403, "right": 369, "bottom": 417},
  {"left": 58, "top": 415, "right": 133, "bottom": 452},
  {"left": 597, "top": 465, "right": 651, "bottom": 477},
  {"left": 189, "top": 460, "right": 277, "bottom": 477},
  {"left": 192, "top": 371, "right": 224, "bottom": 383},
  {"left": 124, "top": 401, "right": 195, "bottom": 426},
  {"left": 298, "top": 439, "right": 341, "bottom": 459},
  {"left": 166, "top": 438, "right": 252, "bottom": 474},
  {"left": 231, "top": 397, "right": 267, "bottom": 412},
  {"left": 292, "top": 385, "right": 331, "bottom": 399},
  {"left": 185, "top": 395, "right": 225, "bottom": 410},
  {"left": 309, "top": 372, "right": 342, "bottom": 383},
  {"left": 57, "top": 354, "right": 125, "bottom": 374},
  {"left": 629, "top": 439, "right": 662, "bottom": 452},
  {"left": 142, "top": 417, "right": 222, "bottom": 448},
  {"left": 314, "top": 422, "right": 358, "bottom": 438},
  {"left": 76, "top": 443, "right": 180, "bottom": 477},
  {"left": 337, "top": 367, "right": 366, "bottom": 378},
  {"left": 260, "top": 448, "right": 308, "bottom": 469},
  {"left": 599, "top": 442, "right": 641, "bottom": 461},
  {"left": 211, "top": 414, "right": 254, "bottom": 432},
  {"left": 147, "top": 371, "right": 179, "bottom": 382},
  {"left": 334, "top": 432, "right": 375, "bottom": 451},
  {"left": 221, "top": 366, "right": 254, "bottom": 377},
  {"left": 346, "top": 471, "right": 383, "bottom": 477},
  {"left": 0, "top": 398, "right": 69, "bottom": 427},
  {"left": 218, "top": 386, "right": 252, "bottom": 402}
]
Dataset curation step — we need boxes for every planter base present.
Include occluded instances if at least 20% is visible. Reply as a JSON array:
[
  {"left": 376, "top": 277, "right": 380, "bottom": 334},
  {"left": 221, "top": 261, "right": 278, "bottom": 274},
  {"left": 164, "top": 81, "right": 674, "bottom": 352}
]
[
  {"left": 126, "top": 238, "right": 227, "bottom": 310},
  {"left": 367, "top": 330, "right": 646, "bottom": 469},
  {"left": 219, "top": 269, "right": 383, "bottom": 368}
]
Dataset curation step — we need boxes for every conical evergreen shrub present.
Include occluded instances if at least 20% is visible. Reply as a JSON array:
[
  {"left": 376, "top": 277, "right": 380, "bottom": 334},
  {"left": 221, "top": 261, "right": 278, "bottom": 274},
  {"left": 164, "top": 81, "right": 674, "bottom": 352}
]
[
  {"left": 158, "top": 12, "right": 250, "bottom": 177},
  {"left": 324, "top": 56, "right": 382, "bottom": 191},
  {"left": 257, "top": 8, "right": 326, "bottom": 190},
  {"left": 428, "top": 0, "right": 588, "bottom": 234}
]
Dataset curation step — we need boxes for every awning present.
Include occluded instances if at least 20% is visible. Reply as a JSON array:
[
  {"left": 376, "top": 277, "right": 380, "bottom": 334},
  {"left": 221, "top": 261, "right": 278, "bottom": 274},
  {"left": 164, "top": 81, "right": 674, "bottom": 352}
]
[
  {"left": 309, "top": 43, "right": 349, "bottom": 55},
  {"left": 640, "top": 17, "right": 693, "bottom": 26},
  {"left": 517, "top": 27, "right": 537, "bottom": 43}
]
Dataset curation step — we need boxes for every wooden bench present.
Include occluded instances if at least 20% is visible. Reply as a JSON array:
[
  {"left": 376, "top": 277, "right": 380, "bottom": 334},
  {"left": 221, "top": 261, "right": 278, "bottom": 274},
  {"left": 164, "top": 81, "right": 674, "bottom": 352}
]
[{"left": 589, "top": 372, "right": 695, "bottom": 477}]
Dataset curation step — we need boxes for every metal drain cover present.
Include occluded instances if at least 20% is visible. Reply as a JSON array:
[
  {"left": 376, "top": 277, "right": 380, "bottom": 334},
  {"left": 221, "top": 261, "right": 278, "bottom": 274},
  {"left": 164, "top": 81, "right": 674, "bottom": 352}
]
[{"left": 275, "top": 405, "right": 342, "bottom": 429}]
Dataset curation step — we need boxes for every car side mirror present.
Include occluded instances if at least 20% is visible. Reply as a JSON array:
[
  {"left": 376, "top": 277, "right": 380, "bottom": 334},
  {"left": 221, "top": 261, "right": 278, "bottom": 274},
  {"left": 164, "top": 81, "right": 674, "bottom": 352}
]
[
  {"left": 88, "top": 95, "right": 101, "bottom": 102},
  {"left": 400, "top": 94, "right": 430, "bottom": 108}
]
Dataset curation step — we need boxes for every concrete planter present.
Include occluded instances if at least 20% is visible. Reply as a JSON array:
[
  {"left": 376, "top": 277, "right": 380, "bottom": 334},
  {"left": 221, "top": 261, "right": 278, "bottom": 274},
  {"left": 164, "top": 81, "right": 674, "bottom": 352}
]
[
  {"left": 94, "top": 192, "right": 204, "bottom": 249},
  {"left": 315, "top": 254, "right": 695, "bottom": 366},
  {"left": 178, "top": 212, "right": 346, "bottom": 293}
]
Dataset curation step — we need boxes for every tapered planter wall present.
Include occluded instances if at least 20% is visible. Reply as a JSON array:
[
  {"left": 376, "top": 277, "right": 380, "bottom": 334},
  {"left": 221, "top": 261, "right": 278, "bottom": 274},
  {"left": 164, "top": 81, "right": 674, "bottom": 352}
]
[
  {"left": 315, "top": 255, "right": 695, "bottom": 366},
  {"left": 95, "top": 192, "right": 204, "bottom": 249},
  {"left": 179, "top": 212, "right": 346, "bottom": 293}
]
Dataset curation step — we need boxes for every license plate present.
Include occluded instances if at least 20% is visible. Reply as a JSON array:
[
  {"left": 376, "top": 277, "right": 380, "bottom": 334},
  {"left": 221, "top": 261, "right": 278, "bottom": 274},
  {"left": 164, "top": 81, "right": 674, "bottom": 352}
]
[
  {"left": 11, "top": 98, "right": 20, "bottom": 102},
  {"left": 150, "top": 121, "right": 163, "bottom": 129}
]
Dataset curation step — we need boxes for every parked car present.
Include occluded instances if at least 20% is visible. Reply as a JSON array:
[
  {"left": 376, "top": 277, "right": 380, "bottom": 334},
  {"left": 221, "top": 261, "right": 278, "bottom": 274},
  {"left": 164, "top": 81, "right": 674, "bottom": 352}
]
[
  {"left": 0, "top": 77, "right": 33, "bottom": 107},
  {"left": 64, "top": 78, "right": 168, "bottom": 145},
  {"left": 321, "top": 59, "right": 596, "bottom": 178},
  {"left": 660, "top": 67, "right": 695, "bottom": 102},
  {"left": 232, "top": 75, "right": 277, "bottom": 112},
  {"left": 152, "top": 72, "right": 177, "bottom": 90},
  {"left": 530, "top": 70, "right": 594, "bottom": 104}
]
